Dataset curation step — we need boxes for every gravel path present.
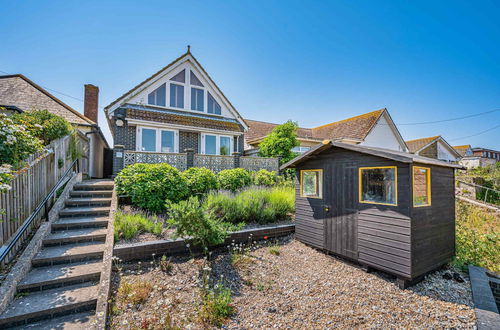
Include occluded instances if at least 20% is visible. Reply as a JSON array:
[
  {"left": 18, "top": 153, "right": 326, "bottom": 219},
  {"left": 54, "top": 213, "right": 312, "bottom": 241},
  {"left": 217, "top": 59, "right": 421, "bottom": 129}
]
[{"left": 110, "top": 236, "right": 476, "bottom": 329}]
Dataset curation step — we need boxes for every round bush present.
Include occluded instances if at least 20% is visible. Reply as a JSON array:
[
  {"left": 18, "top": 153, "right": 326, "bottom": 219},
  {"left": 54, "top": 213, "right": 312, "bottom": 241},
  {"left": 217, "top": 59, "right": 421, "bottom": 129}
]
[
  {"left": 217, "top": 168, "right": 252, "bottom": 192},
  {"left": 13, "top": 109, "right": 72, "bottom": 145},
  {"left": 115, "top": 163, "right": 188, "bottom": 212},
  {"left": 252, "top": 169, "right": 278, "bottom": 186},
  {"left": 182, "top": 167, "right": 218, "bottom": 196}
]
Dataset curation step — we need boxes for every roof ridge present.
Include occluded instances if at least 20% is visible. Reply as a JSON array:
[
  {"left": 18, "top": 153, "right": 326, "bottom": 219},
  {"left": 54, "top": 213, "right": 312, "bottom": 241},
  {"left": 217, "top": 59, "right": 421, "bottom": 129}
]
[
  {"left": 405, "top": 135, "right": 440, "bottom": 143},
  {"left": 1, "top": 74, "right": 95, "bottom": 125},
  {"left": 312, "top": 109, "right": 385, "bottom": 130}
]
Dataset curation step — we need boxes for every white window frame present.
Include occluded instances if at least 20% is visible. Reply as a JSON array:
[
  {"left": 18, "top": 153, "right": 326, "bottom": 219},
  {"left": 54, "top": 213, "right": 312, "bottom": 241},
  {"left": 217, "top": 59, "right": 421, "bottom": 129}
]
[
  {"left": 200, "top": 133, "right": 234, "bottom": 155},
  {"left": 136, "top": 126, "right": 179, "bottom": 153}
]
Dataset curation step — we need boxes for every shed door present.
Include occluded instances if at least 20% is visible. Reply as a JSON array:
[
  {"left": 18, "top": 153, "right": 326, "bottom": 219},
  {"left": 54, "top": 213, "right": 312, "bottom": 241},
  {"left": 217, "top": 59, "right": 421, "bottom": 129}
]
[{"left": 325, "top": 161, "right": 358, "bottom": 260}]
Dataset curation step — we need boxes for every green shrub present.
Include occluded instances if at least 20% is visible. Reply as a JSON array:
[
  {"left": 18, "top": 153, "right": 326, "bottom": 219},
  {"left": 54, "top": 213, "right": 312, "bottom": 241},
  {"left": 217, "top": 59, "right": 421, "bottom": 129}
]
[
  {"left": 205, "top": 186, "right": 295, "bottom": 224},
  {"left": 217, "top": 168, "right": 252, "bottom": 192},
  {"left": 0, "top": 113, "right": 43, "bottom": 170},
  {"left": 114, "top": 210, "right": 164, "bottom": 241},
  {"left": 453, "top": 201, "right": 499, "bottom": 273},
  {"left": 115, "top": 163, "right": 188, "bottom": 212},
  {"left": 252, "top": 169, "right": 278, "bottom": 186},
  {"left": 183, "top": 167, "right": 218, "bottom": 196},
  {"left": 13, "top": 109, "right": 72, "bottom": 145},
  {"left": 166, "top": 196, "right": 235, "bottom": 252}
]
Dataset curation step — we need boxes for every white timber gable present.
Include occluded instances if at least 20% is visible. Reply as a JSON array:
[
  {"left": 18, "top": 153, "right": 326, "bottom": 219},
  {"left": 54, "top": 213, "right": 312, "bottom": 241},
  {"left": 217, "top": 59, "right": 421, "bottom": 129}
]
[
  {"left": 436, "top": 140, "right": 459, "bottom": 162},
  {"left": 361, "top": 112, "right": 407, "bottom": 152}
]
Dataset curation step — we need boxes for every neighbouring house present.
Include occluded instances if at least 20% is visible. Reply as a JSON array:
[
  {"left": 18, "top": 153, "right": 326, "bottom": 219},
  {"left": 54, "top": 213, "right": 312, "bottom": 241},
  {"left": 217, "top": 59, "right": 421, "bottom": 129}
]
[
  {"left": 459, "top": 147, "right": 500, "bottom": 169},
  {"left": 453, "top": 144, "right": 474, "bottom": 158},
  {"left": 405, "top": 136, "right": 460, "bottom": 163},
  {"left": 105, "top": 48, "right": 267, "bottom": 175},
  {"left": 281, "top": 140, "right": 463, "bottom": 288},
  {"left": 0, "top": 74, "right": 109, "bottom": 178},
  {"left": 244, "top": 108, "right": 408, "bottom": 155}
]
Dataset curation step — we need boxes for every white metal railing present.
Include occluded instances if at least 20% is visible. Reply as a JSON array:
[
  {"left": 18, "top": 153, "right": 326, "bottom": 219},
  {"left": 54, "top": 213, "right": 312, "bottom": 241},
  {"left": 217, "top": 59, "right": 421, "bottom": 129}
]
[{"left": 124, "top": 151, "right": 188, "bottom": 171}]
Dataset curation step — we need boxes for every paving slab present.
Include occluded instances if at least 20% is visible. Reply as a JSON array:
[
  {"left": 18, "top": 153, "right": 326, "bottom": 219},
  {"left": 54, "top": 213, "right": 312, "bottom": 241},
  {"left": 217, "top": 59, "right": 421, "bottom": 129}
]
[
  {"left": 32, "top": 242, "right": 105, "bottom": 266},
  {"left": 0, "top": 283, "right": 98, "bottom": 327},
  {"left": 52, "top": 217, "right": 109, "bottom": 230},
  {"left": 59, "top": 207, "right": 110, "bottom": 218},
  {"left": 65, "top": 198, "right": 112, "bottom": 207},
  {"left": 10, "top": 311, "right": 96, "bottom": 330},
  {"left": 43, "top": 228, "right": 108, "bottom": 245}
]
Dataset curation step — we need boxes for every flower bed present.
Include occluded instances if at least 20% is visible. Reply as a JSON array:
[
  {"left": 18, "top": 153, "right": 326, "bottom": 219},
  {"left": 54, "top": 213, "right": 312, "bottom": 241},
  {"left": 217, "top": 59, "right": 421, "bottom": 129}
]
[{"left": 110, "top": 236, "right": 476, "bottom": 328}]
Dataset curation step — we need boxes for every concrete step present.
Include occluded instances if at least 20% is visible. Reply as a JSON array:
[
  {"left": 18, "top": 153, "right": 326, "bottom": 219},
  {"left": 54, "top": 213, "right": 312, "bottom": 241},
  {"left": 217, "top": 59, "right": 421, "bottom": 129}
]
[
  {"left": 0, "top": 283, "right": 98, "bottom": 328},
  {"left": 70, "top": 190, "right": 112, "bottom": 198},
  {"left": 32, "top": 242, "right": 105, "bottom": 267},
  {"left": 9, "top": 311, "right": 96, "bottom": 330},
  {"left": 59, "top": 207, "right": 109, "bottom": 218},
  {"left": 18, "top": 261, "right": 102, "bottom": 292},
  {"left": 51, "top": 217, "right": 108, "bottom": 231},
  {"left": 73, "top": 181, "right": 114, "bottom": 191},
  {"left": 43, "top": 228, "right": 108, "bottom": 246},
  {"left": 65, "top": 198, "right": 111, "bottom": 207}
]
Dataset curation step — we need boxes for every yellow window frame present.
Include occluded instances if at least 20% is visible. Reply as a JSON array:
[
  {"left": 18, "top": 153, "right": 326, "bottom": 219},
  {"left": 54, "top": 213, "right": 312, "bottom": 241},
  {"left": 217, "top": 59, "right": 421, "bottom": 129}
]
[
  {"left": 412, "top": 166, "right": 431, "bottom": 207},
  {"left": 358, "top": 166, "right": 398, "bottom": 206},
  {"left": 300, "top": 169, "right": 323, "bottom": 199}
]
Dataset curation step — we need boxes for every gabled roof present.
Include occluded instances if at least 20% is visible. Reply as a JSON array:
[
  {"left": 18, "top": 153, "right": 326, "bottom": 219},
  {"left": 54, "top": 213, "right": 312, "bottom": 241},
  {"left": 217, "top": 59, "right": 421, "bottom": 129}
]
[
  {"left": 244, "top": 119, "right": 320, "bottom": 144},
  {"left": 104, "top": 49, "right": 248, "bottom": 130},
  {"left": 453, "top": 145, "right": 472, "bottom": 157},
  {"left": 405, "top": 135, "right": 461, "bottom": 158},
  {"left": 405, "top": 136, "right": 440, "bottom": 153},
  {"left": 281, "top": 140, "right": 465, "bottom": 170},
  {"left": 0, "top": 74, "right": 95, "bottom": 126},
  {"left": 311, "top": 109, "right": 385, "bottom": 141}
]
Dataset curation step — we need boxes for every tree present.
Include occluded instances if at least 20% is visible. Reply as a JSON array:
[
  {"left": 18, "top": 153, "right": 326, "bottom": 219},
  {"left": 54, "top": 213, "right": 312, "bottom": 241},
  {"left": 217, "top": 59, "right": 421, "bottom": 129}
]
[{"left": 258, "top": 120, "right": 299, "bottom": 164}]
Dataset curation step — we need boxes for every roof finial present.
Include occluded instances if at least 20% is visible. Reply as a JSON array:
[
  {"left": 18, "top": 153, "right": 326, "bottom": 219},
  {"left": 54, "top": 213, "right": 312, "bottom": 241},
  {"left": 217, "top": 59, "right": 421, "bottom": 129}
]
[{"left": 187, "top": 45, "right": 191, "bottom": 53}]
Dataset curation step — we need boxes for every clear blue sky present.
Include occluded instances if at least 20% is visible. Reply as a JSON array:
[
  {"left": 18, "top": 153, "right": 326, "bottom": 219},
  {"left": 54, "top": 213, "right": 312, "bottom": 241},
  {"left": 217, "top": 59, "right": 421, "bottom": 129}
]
[{"left": 1, "top": 0, "right": 499, "bottom": 149}]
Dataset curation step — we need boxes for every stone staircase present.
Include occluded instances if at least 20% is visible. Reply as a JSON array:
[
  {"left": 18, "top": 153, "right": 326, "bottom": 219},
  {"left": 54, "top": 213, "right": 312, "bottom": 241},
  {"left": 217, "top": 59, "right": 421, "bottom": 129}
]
[{"left": 0, "top": 180, "right": 114, "bottom": 329}]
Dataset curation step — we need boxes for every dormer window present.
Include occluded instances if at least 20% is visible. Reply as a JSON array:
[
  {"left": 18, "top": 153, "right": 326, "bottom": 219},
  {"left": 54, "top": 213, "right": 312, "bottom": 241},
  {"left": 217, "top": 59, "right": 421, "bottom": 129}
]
[
  {"left": 147, "top": 83, "right": 166, "bottom": 107},
  {"left": 207, "top": 92, "right": 221, "bottom": 115}
]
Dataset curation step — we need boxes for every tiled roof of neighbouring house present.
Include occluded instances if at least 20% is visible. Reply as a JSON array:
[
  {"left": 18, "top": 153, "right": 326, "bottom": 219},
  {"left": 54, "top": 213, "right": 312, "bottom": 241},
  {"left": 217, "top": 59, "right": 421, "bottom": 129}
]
[
  {"left": 453, "top": 145, "right": 471, "bottom": 157},
  {"left": 405, "top": 136, "right": 440, "bottom": 153},
  {"left": 245, "top": 109, "right": 386, "bottom": 145},
  {"left": 0, "top": 74, "right": 95, "bottom": 126}
]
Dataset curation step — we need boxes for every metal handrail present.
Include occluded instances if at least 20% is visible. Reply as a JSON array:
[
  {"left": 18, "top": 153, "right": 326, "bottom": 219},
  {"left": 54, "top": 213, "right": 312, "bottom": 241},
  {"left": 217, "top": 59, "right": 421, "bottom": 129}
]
[{"left": 0, "top": 159, "right": 78, "bottom": 264}]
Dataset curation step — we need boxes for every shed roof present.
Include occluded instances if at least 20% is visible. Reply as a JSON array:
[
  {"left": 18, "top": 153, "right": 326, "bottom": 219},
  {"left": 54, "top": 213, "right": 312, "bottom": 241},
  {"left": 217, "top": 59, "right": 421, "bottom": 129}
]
[{"left": 281, "top": 140, "right": 465, "bottom": 170}]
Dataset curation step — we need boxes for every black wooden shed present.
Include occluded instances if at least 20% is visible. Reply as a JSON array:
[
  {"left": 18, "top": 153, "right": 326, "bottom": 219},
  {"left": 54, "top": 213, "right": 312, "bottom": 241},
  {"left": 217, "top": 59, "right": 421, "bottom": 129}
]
[{"left": 282, "top": 141, "right": 464, "bottom": 288}]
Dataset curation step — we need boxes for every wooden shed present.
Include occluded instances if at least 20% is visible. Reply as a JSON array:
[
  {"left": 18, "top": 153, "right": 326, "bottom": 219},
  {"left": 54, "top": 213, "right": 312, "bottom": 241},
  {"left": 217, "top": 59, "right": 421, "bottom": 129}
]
[{"left": 282, "top": 141, "right": 464, "bottom": 288}]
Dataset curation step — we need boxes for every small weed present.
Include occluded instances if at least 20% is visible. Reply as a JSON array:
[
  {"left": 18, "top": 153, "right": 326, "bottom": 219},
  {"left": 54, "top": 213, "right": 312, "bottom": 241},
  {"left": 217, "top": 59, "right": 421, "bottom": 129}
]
[
  {"left": 140, "top": 312, "right": 180, "bottom": 330},
  {"left": 160, "top": 255, "right": 174, "bottom": 273},
  {"left": 268, "top": 245, "right": 280, "bottom": 256},
  {"left": 256, "top": 282, "right": 265, "bottom": 291},
  {"left": 199, "top": 284, "right": 235, "bottom": 327},
  {"left": 117, "top": 280, "right": 153, "bottom": 305}
]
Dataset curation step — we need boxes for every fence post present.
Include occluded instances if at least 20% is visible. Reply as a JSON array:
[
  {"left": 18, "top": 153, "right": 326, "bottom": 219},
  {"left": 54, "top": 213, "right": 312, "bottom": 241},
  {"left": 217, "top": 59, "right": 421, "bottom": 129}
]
[
  {"left": 185, "top": 148, "right": 195, "bottom": 169},
  {"left": 232, "top": 152, "right": 241, "bottom": 169},
  {"left": 113, "top": 145, "right": 125, "bottom": 176}
]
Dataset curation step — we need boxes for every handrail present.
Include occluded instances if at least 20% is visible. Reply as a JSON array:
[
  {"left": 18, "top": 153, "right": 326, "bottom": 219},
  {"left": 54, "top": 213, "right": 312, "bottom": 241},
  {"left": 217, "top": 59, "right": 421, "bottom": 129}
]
[
  {"left": 457, "top": 180, "right": 500, "bottom": 194},
  {"left": 0, "top": 159, "right": 78, "bottom": 264}
]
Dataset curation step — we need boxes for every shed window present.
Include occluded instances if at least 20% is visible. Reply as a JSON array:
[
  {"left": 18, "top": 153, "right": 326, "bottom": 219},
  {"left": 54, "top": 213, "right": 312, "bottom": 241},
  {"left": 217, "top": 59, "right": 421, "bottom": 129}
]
[
  {"left": 359, "top": 166, "right": 397, "bottom": 206},
  {"left": 300, "top": 169, "right": 323, "bottom": 198},
  {"left": 413, "top": 166, "right": 431, "bottom": 207}
]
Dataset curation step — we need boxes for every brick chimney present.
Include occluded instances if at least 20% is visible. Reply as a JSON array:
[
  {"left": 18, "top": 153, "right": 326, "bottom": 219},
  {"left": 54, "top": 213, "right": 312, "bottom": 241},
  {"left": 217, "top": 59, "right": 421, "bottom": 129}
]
[{"left": 84, "top": 84, "right": 99, "bottom": 123}]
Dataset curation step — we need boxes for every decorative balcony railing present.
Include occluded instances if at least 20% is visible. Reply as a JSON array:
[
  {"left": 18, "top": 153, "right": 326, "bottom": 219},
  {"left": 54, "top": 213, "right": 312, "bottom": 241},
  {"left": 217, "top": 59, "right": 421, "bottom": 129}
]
[
  {"left": 124, "top": 151, "right": 188, "bottom": 171},
  {"left": 241, "top": 156, "right": 280, "bottom": 173},
  {"left": 194, "top": 154, "right": 234, "bottom": 173}
]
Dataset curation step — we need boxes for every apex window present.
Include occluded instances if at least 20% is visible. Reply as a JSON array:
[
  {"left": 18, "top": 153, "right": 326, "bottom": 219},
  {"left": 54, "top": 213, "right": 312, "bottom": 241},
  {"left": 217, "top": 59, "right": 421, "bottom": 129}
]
[
  {"left": 359, "top": 166, "right": 397, "bottom": 206},
  {"left": 147, "top": 83, "right": 166, "bottom": 107}
]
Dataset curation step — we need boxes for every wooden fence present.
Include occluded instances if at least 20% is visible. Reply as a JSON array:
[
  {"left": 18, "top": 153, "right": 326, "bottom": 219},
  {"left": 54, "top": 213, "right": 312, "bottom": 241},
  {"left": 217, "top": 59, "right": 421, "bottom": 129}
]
[{"left": 0, "top": 135, "right": 82, "bottom": 264}]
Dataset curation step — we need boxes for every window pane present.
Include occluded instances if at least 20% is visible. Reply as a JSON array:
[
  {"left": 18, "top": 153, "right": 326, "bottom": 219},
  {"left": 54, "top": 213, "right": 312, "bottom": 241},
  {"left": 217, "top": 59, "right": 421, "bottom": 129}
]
[
  {"left": 205, "top": 135, "right": 216, "bottom": 155},
  {"left": 141, "top": 128, "right": 156, "bottom": 152},
  {"left": 191, "top": 88, "right": 204, "bottom": 111},
  {"left": 190, "top": 71, "right": 204, "bottom": 87},
  {"left": 413, "top": 167, "right": 430, "bottom": 206},
  {"left": 360, "top": 167, "right": 397, "bottom": 205},
  {"left": 147, "top": 83, "right": 166, "bottom": 106},
  {"left": 301, "top": 170, "right": 322, "bottom": 198},
  {"left": 170, "top": 69, "right": 185, "bottom": 83},
  {"left": 220, "top": 137, "right": 231, "bottom": 155},
  {"left": 170, "top": 84, "right": 184, "bottom": 108},
  {"left": 208, "top": 92, "right": 221, "bottom": 114},
  {"left": 161, "top": 131, "right": 175, "bottom": 153}
]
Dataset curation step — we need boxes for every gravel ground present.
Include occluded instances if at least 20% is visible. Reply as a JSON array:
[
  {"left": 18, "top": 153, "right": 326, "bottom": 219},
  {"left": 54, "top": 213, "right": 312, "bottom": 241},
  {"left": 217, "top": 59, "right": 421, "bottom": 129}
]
[{"left": 110, "top": 236, "right": 476, "bottom": 329}]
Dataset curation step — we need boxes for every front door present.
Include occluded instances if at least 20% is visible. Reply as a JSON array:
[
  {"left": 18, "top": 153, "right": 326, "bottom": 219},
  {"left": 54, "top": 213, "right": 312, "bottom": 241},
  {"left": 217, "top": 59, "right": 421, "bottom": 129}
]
[{"left": 325, "top": 161, "right": 358, "bottom": 260}]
